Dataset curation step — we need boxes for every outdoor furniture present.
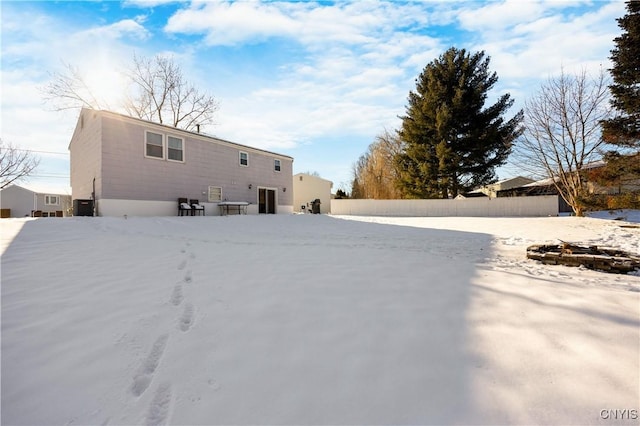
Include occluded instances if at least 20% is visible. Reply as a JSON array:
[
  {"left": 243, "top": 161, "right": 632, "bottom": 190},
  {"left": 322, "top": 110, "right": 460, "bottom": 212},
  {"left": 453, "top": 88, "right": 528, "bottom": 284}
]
[
  {"left": 190, "top": 199, "right": 205, "bottom": 216},
  {"left": 218, "top": 201, "right": 249, "bottom": 216},
  {"left": 178, "top": 198, "right": 192, "bottom": 216}
]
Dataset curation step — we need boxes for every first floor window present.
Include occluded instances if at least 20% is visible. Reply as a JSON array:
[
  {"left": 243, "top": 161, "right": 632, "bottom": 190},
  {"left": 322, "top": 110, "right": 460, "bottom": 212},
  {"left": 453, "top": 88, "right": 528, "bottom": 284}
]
[
  {"left": 274, "top": 159, "right": 281, "bottom": 172},
  {"left": 167, "top": 136, "right": 184, "bottom": 162},
  {"left": 208, "top": 186, "right": 222, "bottom": 202},
  {"left": 239, "top": 151, "right": 249, "bottom": 166},
  {"left": 146, "top": 131, "right": 164, "bottom": 159},
  {"left": 45, "top": 195, "right": 59, "bottom": 205}
]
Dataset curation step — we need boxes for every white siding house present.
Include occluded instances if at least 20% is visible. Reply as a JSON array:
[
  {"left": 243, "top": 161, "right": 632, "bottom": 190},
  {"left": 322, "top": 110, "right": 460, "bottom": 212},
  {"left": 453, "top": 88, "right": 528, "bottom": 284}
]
[
  {"left": 69, "top": 109, "right": 294, "bottom": 216},
  {"left": 293, "top": 173, "right": 333, "bottom": 214},
  {"left": 0, "top": 184, "right": 71, "bottom": 217}
]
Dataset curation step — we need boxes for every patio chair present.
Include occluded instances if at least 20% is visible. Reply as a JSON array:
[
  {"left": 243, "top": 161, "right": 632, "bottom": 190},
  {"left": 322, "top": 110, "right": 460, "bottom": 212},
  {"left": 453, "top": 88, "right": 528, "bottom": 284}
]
[
  {"left": 190, "top": 199, "right": 205, "bottom": 216},
  {"left": 178, "top": 198, "right": 192, "bottom": 216}
]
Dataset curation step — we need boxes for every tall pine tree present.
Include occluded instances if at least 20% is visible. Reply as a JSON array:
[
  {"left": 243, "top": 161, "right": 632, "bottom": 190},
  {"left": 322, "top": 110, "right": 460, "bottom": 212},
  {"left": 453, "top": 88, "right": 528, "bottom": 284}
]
[
  {"left": 601, "top": 0, "right": 640, "bottom": 147},
  {"left": 599, "top": 0, "right": 640, "bottom": 194},
  {"left": 396, "top": 47, "right": 523, "bottom": 199}
]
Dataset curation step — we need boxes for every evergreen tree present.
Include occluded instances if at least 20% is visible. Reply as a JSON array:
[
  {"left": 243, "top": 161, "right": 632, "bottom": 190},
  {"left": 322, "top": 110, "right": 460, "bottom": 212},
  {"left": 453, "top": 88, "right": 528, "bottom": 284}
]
[
  {"left": 396, "top": 47, "right": 523, "bottom": 198},
  {"left": 601, "top": 0, "right": 640, "bottom": 147},
  {"left": 599, "top": 0, "right": 640, "bottom": 197}
]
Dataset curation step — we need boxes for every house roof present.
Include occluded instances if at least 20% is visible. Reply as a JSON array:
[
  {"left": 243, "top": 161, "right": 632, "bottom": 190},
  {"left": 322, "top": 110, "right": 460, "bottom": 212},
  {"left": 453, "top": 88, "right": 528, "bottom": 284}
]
[
  {"left": 293, "top": 173, "right": 333, "bottom": 184},
  {"left": 522, "top": 176, "right": 559, "bottom": 187},
  {"left": 1, "top": 183, "right": 71, "bottom": 196},
  {"left": 72, "top": 108, "right": 294, "bottom": 161}
]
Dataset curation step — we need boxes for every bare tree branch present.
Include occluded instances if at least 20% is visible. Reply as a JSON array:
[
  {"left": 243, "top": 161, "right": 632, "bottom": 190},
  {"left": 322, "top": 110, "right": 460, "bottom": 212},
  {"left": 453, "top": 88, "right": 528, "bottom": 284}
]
[
  {"left": 125, "top": 54, "right": 219, "bottom": 131},
  {"left": 41, "top": 62, "right": 108, "bottom": 111},
  {"left": 512, "top": 68, "right": 612, "bottom": 215},
  {"left": 352, "top": 129, "right": 405, "bottom": 199},
  {"left": 41, "top": 54, "right": 219, "bottom": 132},
  {"left": 0, "top": 139, "right": 40, "bottom": 188}
]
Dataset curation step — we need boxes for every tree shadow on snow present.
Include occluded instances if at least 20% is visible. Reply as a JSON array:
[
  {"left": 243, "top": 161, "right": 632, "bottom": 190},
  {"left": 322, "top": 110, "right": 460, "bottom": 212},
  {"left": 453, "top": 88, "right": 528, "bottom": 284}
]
[{"left": 206, "top": 214, "right": 493, "bottom": 425}]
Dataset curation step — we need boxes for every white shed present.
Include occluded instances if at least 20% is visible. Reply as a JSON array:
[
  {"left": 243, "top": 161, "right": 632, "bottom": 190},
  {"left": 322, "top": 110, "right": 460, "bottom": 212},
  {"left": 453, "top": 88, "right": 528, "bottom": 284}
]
[{"left": 293, "top": 173, "right": 333, "bottom": 214}]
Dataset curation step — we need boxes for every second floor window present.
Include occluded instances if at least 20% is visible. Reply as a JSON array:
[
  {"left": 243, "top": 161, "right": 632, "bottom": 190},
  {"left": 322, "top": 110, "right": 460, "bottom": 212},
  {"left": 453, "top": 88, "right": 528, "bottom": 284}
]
[
  {"left": 167, "top": 136, "right": 184, "bottom": 162},
  {"left": 239, "top": 151, "right": 249, "bottom": 166},
  {"left": 274, "top": 159, "right": 281, "bottom": 172},
  {"left": 145, "top": 131, "right": 164, "bottom": 159}
]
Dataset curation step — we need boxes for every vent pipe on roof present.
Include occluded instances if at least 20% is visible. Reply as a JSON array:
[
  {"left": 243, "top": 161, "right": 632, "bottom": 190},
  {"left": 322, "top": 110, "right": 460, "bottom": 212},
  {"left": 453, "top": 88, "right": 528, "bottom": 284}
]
[{"left": 196, "top": 124, "right": 200, "bottom": 133}]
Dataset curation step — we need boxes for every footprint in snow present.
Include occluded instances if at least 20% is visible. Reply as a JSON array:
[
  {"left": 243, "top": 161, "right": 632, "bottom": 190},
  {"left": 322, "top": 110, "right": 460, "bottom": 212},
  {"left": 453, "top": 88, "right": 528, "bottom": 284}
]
[
  {"left": 170, "top": 285, "right": 183, "bottom": 306},
  {"left": 184, "top": 270, "right": 192, "bottom": 284},
  {"left": 131, "top": 334, "right": 169, "bottom": 397},
  {"left": 146, "top": 383, "right": 172, "bottom": 426},
  {"left": 179, "top": 303, "right": 195, "bottom": 332},
  {"left": 177, "top": 259, "right": 187, "bottom": 271}
]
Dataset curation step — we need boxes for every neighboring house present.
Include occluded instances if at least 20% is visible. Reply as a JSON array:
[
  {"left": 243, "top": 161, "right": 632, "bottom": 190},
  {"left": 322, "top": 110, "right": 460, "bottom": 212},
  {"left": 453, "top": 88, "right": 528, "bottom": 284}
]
[
  {"left": 0, "top": 184, "right": 71, "bottom": 217},
  {"left": 69, "top": 108, "right": 294, "bottom": 216},
  {"left": 496, "top": 178, "right": 573, "bottom": 213},
  {"left": 496, "top": 158, "right": 640, "bottom": 213},
  {"left": 464, "top": 176, "right": 535, "bottom": 198},
  {"left": 293, "top": 173, "right": 333, "bottom": 214}
]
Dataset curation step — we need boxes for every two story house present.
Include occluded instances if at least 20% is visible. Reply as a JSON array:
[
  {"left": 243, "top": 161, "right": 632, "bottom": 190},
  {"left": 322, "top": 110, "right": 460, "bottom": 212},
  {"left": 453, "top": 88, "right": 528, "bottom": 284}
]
[{"left": 69, "top": 109, "right": 293, "bottom": 216}]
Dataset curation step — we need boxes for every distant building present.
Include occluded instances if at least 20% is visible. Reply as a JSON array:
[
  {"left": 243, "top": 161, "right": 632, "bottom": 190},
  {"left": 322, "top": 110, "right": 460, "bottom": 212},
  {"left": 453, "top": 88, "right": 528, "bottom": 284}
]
[
  {"left": 293, "top": 173, "right": 333, "bottom": 214},
  {"left": 0, "top": 184, "right": 71, "bottom": 218},
  {"left": 465, "top": 176, "right": 536, "bottom": 198}
]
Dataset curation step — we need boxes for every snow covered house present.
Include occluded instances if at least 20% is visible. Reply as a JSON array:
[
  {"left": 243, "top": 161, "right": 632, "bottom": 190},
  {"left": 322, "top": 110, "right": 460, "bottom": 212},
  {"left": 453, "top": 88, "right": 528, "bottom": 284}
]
[
  {"left": 292, "top": 173, "right": 333, "bottom": 214},
  {"left": 69, "top": 109, "right": 294, "bottom": 216},
  {"left": 0, "top": 184, "right": 71, "bottom": 218}
]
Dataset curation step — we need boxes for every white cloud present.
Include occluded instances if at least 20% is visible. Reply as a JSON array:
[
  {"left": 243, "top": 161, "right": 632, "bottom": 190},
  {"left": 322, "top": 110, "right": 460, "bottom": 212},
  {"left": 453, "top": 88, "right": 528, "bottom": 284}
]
[
  {"left": 166, "top": 1, "right": 298, "bottom": 46},
  {"left": 123, "top": 0, "right": 182, "bottom": 7},
  {"left": 463, "top": 0, "right": 624, "bottom": 82},
  {"left": 75, "top": 18, "right": 150, "bottom": 41}
]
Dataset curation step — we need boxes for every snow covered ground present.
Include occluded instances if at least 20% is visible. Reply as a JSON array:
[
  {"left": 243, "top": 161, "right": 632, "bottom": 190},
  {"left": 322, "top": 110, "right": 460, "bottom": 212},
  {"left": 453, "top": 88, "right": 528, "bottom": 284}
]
[{"left": 1, "top": 212, "right": 639, "bottom": 425}]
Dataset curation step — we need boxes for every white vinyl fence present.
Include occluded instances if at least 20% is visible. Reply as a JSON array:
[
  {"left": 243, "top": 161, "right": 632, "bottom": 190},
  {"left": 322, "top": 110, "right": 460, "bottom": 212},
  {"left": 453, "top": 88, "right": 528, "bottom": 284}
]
[{"left": 330, "top": 195, "right": 559, "bottom": 217}]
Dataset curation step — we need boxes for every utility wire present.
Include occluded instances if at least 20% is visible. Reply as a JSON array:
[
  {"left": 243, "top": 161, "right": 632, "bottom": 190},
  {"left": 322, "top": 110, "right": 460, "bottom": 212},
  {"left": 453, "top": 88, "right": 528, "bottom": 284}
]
[{"left": 6, "top": 148, "right": 69, "bottom": 156}]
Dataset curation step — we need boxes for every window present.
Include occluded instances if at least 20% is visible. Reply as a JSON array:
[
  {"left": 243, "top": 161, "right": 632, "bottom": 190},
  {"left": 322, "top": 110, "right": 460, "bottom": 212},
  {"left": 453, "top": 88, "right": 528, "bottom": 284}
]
[
  {"left": 239, "top": 151, "right": 248, "bottom": 167},
  {"left": 145, "top": 131, "right": 164, "bottom": 159},
  {"left": 45, "top": 195, "right": 59, "bottom": 205},
  {"left": 208, "top": 186, "right": 222, "bottom": 202},
  {"left": 167, "top": 136, "right": 184, "bottom": 162},
  {"left": 274, "top": 159, "right": 281, "bottom": 172}
]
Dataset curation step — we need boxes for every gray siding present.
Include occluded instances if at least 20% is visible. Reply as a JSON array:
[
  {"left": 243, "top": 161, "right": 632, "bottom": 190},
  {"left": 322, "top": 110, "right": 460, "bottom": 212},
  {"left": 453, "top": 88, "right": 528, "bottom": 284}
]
[
  {"left": 71, "top": 109, "right": 293, "bottom": 208},
  {"left": 0, "top": 185, "right": 34, "bottom": 217},
  {"left": 0, "top": 185, "right": 71, "bottom": 217},
  {"left": 34, "top": 193, "right": 72, "bottom": 215},
  {"left": 69, "top": 109, "right": 103, "bottom": 201}
]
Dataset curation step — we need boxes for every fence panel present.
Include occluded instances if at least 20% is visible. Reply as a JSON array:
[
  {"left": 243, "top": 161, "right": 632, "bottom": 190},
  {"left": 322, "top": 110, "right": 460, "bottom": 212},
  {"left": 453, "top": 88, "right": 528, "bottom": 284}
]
[{"left": 330, "top": 196, "right": 559, "bottom": 217}]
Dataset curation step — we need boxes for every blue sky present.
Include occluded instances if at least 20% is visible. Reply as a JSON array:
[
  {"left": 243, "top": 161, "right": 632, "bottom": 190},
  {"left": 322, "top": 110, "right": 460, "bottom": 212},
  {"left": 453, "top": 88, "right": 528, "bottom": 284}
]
[{"left": 0, "top": 0, "right": 626, "bottom": 194}]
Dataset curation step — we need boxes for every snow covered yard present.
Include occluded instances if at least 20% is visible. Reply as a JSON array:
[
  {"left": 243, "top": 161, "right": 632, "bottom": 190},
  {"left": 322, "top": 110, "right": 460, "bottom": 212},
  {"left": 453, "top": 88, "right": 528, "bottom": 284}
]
[{"left": 1, "top": 213, "right": 638, "bottom": 425}]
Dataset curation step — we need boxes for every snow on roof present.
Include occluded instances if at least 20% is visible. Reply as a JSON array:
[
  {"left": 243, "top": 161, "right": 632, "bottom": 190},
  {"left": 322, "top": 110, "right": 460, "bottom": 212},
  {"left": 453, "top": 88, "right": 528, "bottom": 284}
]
[{"left": 522, "top": 176, "right": 560, "bottom": 187}]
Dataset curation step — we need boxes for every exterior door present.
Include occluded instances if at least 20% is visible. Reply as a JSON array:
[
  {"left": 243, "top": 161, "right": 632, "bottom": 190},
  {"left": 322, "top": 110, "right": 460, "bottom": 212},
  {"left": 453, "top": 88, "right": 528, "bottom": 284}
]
[{"left": 258, "top": 188, "right": 276, "bottom": 214}]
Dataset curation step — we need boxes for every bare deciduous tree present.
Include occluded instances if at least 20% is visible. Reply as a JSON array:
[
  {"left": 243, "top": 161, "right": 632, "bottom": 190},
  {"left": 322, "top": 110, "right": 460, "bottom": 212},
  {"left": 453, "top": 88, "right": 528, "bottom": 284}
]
[
  {"left": 351, "top": 130, "right": 405, "bottom": 199},
  {"left": 0, "top": 139, "right": 40, "bottom": 188},
  {"left": 125, "top": 54, "right": 219, "bottom": 131},
  {"left": 42, "top": 62, "right": 111, "bottom": 111},
  {"left": 42, "top": 54, "right": 219, "bottom": 132},
  {"left": 513, "top": 68, "right": 612, "bottom": 216}
]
